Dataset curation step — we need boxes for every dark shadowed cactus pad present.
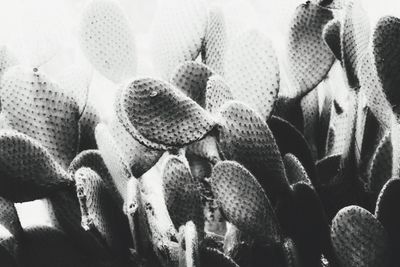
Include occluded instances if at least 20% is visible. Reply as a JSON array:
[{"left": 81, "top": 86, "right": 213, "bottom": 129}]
[
  {"left": 0, "top": 130, "right": 73, "bottom": 202},
  {"left": 268, "top": 116, "right": 318, "bottom": 188},
  {"left": 75, "top": 167, "right": 131, "bottom": 257},
  {"left": 373, "top": 16, "right": 400, "bottom": 115},
  {"left": 375, "top": 178, "right": 400, "bottom": 259},
  {"left": 323, "top": 19, "right": 342, "bottom": 61}
]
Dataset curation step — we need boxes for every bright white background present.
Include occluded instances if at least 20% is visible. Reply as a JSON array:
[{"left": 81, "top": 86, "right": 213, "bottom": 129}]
[{"left": 0, "top": 0, "right": 399, "bottom": 226}]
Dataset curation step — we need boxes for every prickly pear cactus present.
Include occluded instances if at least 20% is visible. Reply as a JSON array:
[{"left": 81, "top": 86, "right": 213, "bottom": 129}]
[
  {"left": 331, "top": 205, "right": 391, "bottom": 267},
  {"left": 0, "top": 0, "right": 398, "bottom": 266}
]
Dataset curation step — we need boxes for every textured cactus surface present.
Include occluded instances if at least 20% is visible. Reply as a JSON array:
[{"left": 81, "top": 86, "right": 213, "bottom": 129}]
[
  {"left": 210, "top": 161, "right": 282, "bottom": 245},
  {"left": 287, "top": 2, "right": 334, "bottom": 96},
  {"left": 331, "top": 205, "right": 390, "bottom": 267},
  {"left": 79, "top": 0, "right": 137, "bottom": 83},
  {"left": 341, "top": 0, "right": 371, "bottom": 88},
  {"left": 0, "top": 0, "right": 398, "bottom": 266}
]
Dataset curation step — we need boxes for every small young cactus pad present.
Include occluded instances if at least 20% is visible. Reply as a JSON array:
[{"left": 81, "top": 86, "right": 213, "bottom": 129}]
[{"left": 161, "top": 155, "right": 203, "bottom": 230}]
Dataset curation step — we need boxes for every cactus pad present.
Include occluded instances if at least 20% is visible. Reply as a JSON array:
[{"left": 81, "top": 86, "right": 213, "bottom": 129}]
[
  {"left": 170, "top": 61, "right": 213, "bottom": 106},
  {"left": 79, "top": 0, "right": 136, "bottom": 83},
  {"left": 331, "top": 205, "right": 390, "bottom": 267},
  {"left": 162, "top": 155, "right": 203, "bottom": 229},
  {"left": 119, "top": 77, "right": 215, "bottom": 150},
  {"left": 341, "top": 0, "right": 370, "bottom": 88},
  {"left": 323, "top": 19, "right": 342, "bottom": 61},
  {"left": 287, "top": 2, "right": 334, "bottom": 96},
  {"left": 218, "top": 101, "right": 288, "bottom": 198},
  {"left": 373, "top": 16, "right": 400, "bottom": 115},
  {"left": 152, "top": 0, "right": 208, "bottom": 79},
  {"left": 224, "top": 30, "right": 279, "bottom": 120},
  {"left": 0, "top": 130, "right": 73, "bottom": 202},
  {"left": 1, "top": 66, "right": 80, "bottom": 168},
  {"left": 210, "top": 161, "right": 282, "bottom": 244}
]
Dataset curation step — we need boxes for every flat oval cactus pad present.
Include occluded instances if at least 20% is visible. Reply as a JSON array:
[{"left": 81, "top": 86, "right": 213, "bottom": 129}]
[
  {"left": 331, "top": 205, "right": 390, "bottom": 267},
  {"left": 218, "top": 102, "right": 289, "bottom": 200},
  {"left": 1, "top": 66, "right": 80, "bottom": 168},
  {"left": 79, "top": 0, "right": 136, "bottom": 83},
  {"left": 120, "top": 78, "right": 215, "bottom": 150},
  {"left": 162, "top": 155, "right": 203, "bottom": 230},
  {"left": 75, "top": 167, "right": 131, "bottom": 256},
  {"left": 210, "top": 160, "right": 282, "bottom": 244},
  {"left": 287, "top": 2, "right": 334, "bottom": 96},
  {"left": 151, "top": 0, "right": 208, "bottom": 79},
  {"left": 225, "top": 30, "right": 280, "bottom": 120},
  {"left": 375, "top": 178, "right": 400, "bottom": 258},
  {"left": 373, "top": 16, "right": 400, "bottom": 115},
  {"left": 0, "top": 130, "right": 73, "bottom": 202}
]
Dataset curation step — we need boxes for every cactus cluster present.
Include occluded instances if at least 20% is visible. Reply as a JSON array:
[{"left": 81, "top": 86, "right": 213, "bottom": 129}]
[{"left": 0, "top": 0, "right": 398, "bottom": 266}]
